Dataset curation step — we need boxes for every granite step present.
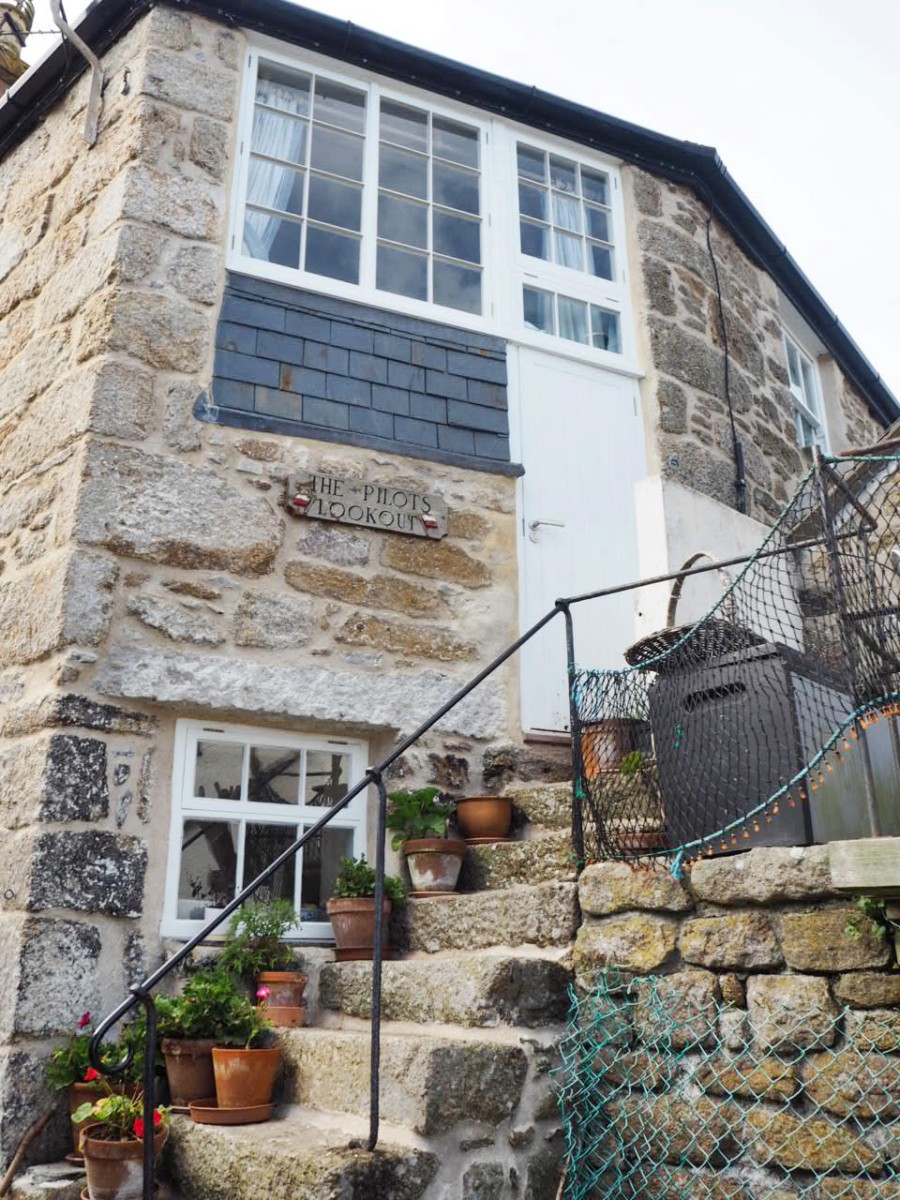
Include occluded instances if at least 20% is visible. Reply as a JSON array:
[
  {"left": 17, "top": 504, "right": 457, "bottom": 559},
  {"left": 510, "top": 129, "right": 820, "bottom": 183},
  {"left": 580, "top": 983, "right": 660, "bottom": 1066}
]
[
  {"left": 505, "top": 781, "right": 574, "bottom": 832},
  {"left": 167, "top": 1107, "right": 436, "bottom": 1199},
  {"left": 458, "top": 830, "right": 575, "bottom": 891},
  {"left": 277, "top": 1027, "right": 532, "bottom": 1136},
  {"left": 395, "top": 881, "right": 579, "bottom": 953},
  {"left": 318, "top": 956, "right": 572, "bottom": 1027}
]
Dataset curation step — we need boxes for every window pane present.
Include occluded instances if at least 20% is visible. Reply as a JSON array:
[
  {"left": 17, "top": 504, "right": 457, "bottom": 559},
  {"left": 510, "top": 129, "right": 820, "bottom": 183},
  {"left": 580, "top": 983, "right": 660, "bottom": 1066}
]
[
  {"left": 591, "top": 306, "right": 621, "bottom": 353},
  {"left": 380, "top": 99, "right": 428, "bottom": 151},
  {"left": 587, "top": 242, "right": 614, "bottom": 280},
  {"left": 520, "top": 221, "right": 550, "bottom": 260},
  {"left": 582, "top": 168, "right": 609, "bottom": 205},
  {"left": 378, "top": 194, "right": 427, "bottom": 249},
  {"left": 310, "top": 125, "right": 364, "bottom": 181},
  {"left": 377, "top": 244, "right": 428, "bottom": 299},
  {"left": 244, "top": 210, "right": 301, "bottom": 268},
  {"left": 517, "top": 143, "right": 545, "bottom": 182},
  {"left": 194, "top": 741, "right": 243, "bottom": 800},
  {"left": 585, "top": 205, "right": 611, "bottom": 242},
  {"left": 786, "top": 341, "right": 802, "bottom": 389},
  {"left": 800, "top": 358, "right": 818, "bottom": 408},
  {"left": 313, "top": 78, "right": 366, "bottom": 133},
  {"left": 305, "top": 751, "right": 352, "bottom": 806},
  {"left": 256, "top": 63, "right": 311, "bottom": 117},
  {"left": 252, "top": 109, "right": 308, "bottom": 166},
  {"left": 518, "top": 182, "right": 546, "bottom": 221},
  {"left": 433, "top": 117, "right": 479, "bottom": 168},
  {"left": 523, "top": 286, "right": 554, "bottom": 334},
  {"left": 433, "top": 163, "right": 479, "bottom": 214},
  {"left": 305, "top": 226, "right": 360, "bottom": 283},
  {"left": 559, "top": 296, "right": 589, "bottom": 344},
  {"left": 308, "top": 175, "right": 362, "bottom": 231},
  {"left": 248, "top": 159, "right": 304, "bottom": 215},
  {"left": 177, "top": 819, "right": 238, "bottom": 918},
  {"left": 433, "top": 261, "right": 481, "bottom": 314},
  {"left": 555, "top": 231, "right": 583, "bottom": 270},
  {"left": 433, "top": 211, "right": 480, "bottom": 264},
  {"left": 300, "top": 826, "right": 355, "bottom": 922},
  {"left": 242, "top": 823, "right": 297, "bottom": 902},
  {"left": 248, "top": 746, "right": 301, "bottom": 805},
  {"left": 549, "top": 155, "right": 578, "bottom": 194},
  {"left": 553, "top": 193, "right": 581, "bottom": 233},
  {"left": 379, "top": 144, "right": 428, "bottom": 200}
]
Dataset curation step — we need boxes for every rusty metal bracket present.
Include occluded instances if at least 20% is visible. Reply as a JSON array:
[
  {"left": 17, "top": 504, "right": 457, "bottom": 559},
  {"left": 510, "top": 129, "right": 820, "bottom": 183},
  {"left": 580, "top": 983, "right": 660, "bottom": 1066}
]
[{"left": 49, "top": 0, "right": 104, "bottom": 146}]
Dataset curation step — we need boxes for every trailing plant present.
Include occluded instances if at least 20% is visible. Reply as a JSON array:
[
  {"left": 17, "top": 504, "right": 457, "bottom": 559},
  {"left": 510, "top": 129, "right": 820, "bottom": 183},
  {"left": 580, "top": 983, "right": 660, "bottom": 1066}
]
[
  {"left": 386, "top": 786, "right": 453, "bottom": 850},
  {"left": 845, "top": 894, "right": 900, "bottom": 947},
  {"left": 219, "top": 898, "right": 297, "bottom": 984},
  {"left": 330, "top": 855, "right": 405, "bottom": 905}
]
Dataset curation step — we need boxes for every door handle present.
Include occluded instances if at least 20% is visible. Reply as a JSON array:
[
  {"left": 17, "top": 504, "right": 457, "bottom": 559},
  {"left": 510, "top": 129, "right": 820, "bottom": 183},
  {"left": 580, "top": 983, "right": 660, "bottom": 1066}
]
[{"left": 529, "top": 518, "right": 566, "bottom": 543}]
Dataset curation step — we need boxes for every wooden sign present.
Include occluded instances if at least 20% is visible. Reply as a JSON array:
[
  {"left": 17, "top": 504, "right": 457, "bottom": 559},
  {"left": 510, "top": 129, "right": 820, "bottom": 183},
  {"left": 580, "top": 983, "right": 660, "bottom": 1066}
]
[{"left": 285, "top": 472, "right": 448, "bottom": 539}]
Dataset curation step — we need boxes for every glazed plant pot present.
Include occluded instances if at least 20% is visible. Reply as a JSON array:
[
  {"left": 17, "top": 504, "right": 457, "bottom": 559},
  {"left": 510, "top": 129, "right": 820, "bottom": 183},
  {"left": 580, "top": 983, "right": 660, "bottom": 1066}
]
[
  {"left": 80, "top": 1122, "right": 167, "bottom": 1200},
  {"left": 455, "top": 797, "right": 513, "bottom": 843},
  {"left": 403, "top": 838, "right": 467, "bottom": 895},
  {"left": 326, "top": 897, "right": 392, "bottom": 962},
  {"left": 211, "top": 1045, "right": 281, "bottom": 1110},
  {"left": 257, "top": 970, "right": 308, "bottom": 1028},
  {"left": 161, "top": 1037, "right": 217, "bottom": 1107}
]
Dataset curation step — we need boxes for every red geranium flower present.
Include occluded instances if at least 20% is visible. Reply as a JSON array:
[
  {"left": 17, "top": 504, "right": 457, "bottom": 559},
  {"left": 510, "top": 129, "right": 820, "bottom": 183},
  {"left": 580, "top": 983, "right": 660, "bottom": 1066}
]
[
  {"left": 83, "top": 1067, "right": 101, "bottom": 1082},
  {"left": 78, "top": 1012, "right": 91, "bottom": 1029},
  {"left": 153, "top": 1110, "right": 163, "bottom": 1126},
  {"left": 133, "top": 1118, "right": 145, "bottom": 1139}
]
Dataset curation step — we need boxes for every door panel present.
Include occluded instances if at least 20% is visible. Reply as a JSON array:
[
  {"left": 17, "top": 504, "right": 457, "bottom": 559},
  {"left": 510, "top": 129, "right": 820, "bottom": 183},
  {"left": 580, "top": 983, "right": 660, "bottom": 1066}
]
[{"left": 516, "top": 348, "right": 646, "bottom": 733}]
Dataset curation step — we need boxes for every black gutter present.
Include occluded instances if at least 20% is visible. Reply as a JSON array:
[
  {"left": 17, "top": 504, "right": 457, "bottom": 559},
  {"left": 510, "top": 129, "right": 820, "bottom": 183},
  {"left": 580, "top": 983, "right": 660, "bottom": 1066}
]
[{"left": 3, "top": 0, "right": 897, "bottom": 426}]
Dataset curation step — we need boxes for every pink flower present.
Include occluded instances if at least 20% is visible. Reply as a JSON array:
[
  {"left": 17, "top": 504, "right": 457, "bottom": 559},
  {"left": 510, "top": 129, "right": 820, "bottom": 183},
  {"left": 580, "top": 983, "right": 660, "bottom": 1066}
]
[
  {"left": 256, "top": 985, "right": 271, "bottom": 1001},
  {"left": 78, "top": 1012, "right": 91, "bottom": 1029}
]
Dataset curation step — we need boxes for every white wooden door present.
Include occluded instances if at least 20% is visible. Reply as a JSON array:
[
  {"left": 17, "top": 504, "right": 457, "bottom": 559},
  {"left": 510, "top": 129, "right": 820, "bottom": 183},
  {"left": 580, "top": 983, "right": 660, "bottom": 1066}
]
[{"left": 513, "top": 347, "right": 646, "bottom": 733}]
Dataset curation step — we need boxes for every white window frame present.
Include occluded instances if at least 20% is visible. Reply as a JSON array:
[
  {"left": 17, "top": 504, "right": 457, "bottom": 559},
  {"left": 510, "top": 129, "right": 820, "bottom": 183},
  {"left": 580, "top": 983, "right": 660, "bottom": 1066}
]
[
  {"left": 784, "top": 331, "right": 829, "bottom": 451},
  {"left": 161, "top": 719, "right": 368, "bottom": 941},
  {"left": 228, "top": 43, "right": 639, "bottom": 377}
]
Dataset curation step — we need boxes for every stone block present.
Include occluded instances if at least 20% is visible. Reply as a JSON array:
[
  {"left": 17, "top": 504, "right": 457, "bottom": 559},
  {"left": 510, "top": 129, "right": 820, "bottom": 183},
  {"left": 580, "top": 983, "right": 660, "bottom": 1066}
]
[
  {"left": 120, "top": 164, "right": 223, "bottom": 240},
  {"left": 623, "top": 1164, "right": 746, "bottom": 1200},
  {"left": 165, "top": 382, "right": 204, "bottom": 452},
  {"left": 91, "top": 360, "right": 154, "bottom": 439},
  {"left": 63, "top": 551, "right": 119, "bottom": 647},
  {"left": 0, "top": 1047, "right": 69, "bottom": 1174},
  {"left": 779, "top": 905, "right": 891, "bottom": 972},
  {"left": 399, "top": 882, "right": 578, "bottom": 954},
  {"left": 744, "top": 1107, "right": 882, "bottom": 1173},
  {"left": 689, "top": 845, "right": 833, "bottom": 905},
  {"left": 719, "top": 1009, "right": 748, "bottom": 1052},
  {"left": 168, "top": 245, "right": 220, "bottom": 306},
  {"left": 7, "top": 1161, "right": 86, "bottom": 1200},
  {"left": 11, "top": 917, "right": 101, "bottom": 1036},
  {"left": 284, "top": 561, "right": 441, "bottom": 616},
  {"left": 803, "top": 1048, "right": 900, "bottom": 1119},
  {"left": 77, "top": 444, "right": 283, "bottom": 575},
  {"left": 459, "top": 832, "right": 574, "bottom": 890},
  {"left": 607, "top": 1094, "right": 741, "bottom": 1167},
  {"left": 336, "top": 613, "right": 476, "bottom": 662},
  {"left": 84, "top": 290, "right": 211, "bottom": 373},
  {"left": 634, "top": 968, "right": 719, "bottom": 1049},
  {"left": 280, "top": 1029, "right": 527, "bottom": 1134},
  {"left": 233, "top": 591, "right": 313, "bottom": 649},
  {"left": 846, "top": 1009, "right": 900, "bottom": 1054},
  {"left": 190, "top": 116, "right": 229, "bottom": 180},
  {"left": 833, "top": 972, "right": 900, "bottom": 1009},
  {"left": 696, "top": 1054, "right": 798, "bottom": 1103},
  {"left": 30, "top": 831, "right": 146, "bottom": 917},
  {"left": 127, "top": 593, "right": 223, "bottom": 646},
  {"left": 381, "top": 537, "right": 491, "bottom": 588},
  {"left": 678, "top": 912, "right": 782, "bottom": 970},
  {"left": 0, "top": 694, "right": 156, "bottom": 738},
  {"left": 573, "top": 914, "right": 679, "bottom": 978},
  {"left": 523, "top": 1144, "right": 563, "bottom": 1200},
  {"left": 462, "top": 1162, "right": 505, "bottom": 1200},
  {"left": 720, "top": 974, "right": 745, "bottom": 1007},
  {"left": 502, "top": 781, "right": 572, "bottom": 830},
  {"left": 746, "top": 974, "right": 838, "bottom": 1051},
  {"left": 0, "top": 558, "right": 66, "bottom": 665},
  {"left": 141, "top": 45, "right": 237, "bottom": 121},
  {"left": 319, "top": 957, "right": 571, "bottom": 1027},
  {"left": 482, "top": 749, "right": 571, "bottom": 793},
  {"left": 295, "top": 523, "right": 371, "bottom": 566},
  {"left": 578, "top": 860, "right": 693, "bottom": 917},
  {"left": 42, "top": 735, "right": 109, "bottom": 823}
]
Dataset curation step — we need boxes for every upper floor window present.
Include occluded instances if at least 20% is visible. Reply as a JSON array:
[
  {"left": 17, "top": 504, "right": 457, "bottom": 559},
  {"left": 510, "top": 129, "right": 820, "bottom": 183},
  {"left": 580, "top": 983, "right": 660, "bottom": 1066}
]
[{"left": 784, "top": 332, "right": 827, "bottom": 450}]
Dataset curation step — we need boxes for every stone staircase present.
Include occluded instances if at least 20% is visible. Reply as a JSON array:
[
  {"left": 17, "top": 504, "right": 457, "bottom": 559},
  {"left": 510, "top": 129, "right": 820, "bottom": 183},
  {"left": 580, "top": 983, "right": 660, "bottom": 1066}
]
[{"left": 12, "top": 782, "right": 578, "bottom": 1200}]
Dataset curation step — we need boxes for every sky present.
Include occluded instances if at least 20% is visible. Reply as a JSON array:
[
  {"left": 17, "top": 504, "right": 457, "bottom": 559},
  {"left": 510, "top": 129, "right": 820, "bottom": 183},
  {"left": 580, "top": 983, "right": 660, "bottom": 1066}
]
[{"left": 24, "top": 0, "right": 900, "bottom": 400}]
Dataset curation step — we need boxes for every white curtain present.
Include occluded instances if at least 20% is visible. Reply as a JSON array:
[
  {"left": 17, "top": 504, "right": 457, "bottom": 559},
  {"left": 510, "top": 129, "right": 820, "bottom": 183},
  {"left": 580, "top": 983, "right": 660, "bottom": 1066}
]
[{"left": 244, "top": 80, "right": 308, "bottom": 260}]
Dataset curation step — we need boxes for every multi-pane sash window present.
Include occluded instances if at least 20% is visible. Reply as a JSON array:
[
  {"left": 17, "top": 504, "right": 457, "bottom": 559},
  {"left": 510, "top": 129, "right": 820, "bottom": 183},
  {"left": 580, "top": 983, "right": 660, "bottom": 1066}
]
[
  {"left": 784, "top": 333, "right": 827, "bottom": 449},
  {"left": 376, "top": 102, "right": 483, "bottom": 314},
  {"left": 163, "top": 722, "right": 367, "bottom": 939},
  {"left": 523, "top": 286, "right": 620, "bottom": 353}
]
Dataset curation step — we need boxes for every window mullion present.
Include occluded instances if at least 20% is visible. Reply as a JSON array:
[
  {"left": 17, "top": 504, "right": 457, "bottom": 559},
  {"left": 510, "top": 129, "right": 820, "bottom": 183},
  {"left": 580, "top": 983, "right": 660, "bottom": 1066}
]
[{"left": 359, "top": 82, "right": 381, "bottom": 292}]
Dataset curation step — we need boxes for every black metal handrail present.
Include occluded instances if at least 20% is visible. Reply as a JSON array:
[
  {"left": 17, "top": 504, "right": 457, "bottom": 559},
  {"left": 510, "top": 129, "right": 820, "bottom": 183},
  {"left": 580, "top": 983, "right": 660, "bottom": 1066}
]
[{"left": 89, "top": 545, "right": 786, "bottom": 1199}]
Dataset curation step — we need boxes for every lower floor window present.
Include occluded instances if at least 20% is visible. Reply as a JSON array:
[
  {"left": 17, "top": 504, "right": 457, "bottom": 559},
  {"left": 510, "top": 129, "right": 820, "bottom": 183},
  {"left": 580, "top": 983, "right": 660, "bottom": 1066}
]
[
  {"left": 163, "top": 721, "right": 367, "bottom": 939},
  {"left": 523, "top": 285, "right": 620, "bottom": 353}
]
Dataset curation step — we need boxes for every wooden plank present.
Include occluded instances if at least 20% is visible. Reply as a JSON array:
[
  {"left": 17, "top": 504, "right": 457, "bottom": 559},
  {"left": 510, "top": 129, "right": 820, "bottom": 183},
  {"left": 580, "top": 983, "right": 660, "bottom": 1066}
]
[{"left": 829, "top": 837, "right": 900, "bottom": 896}]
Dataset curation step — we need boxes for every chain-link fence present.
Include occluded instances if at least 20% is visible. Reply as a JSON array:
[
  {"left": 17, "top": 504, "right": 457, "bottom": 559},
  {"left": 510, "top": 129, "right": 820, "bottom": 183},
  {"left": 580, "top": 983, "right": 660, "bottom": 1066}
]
[{"left": 572, "top": 454, "right": 900, "bottom": 863}]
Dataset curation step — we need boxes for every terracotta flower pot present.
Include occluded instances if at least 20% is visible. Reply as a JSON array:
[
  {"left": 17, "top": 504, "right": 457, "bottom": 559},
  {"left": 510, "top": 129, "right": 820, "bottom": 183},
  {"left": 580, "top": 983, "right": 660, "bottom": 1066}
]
[
  {"left": 161, "top": 1037, "right": 217, "bottom": 1107},
  {"left": 257, "top": 970, "right": 308, "bottom": 1028},
  {"left": 211, "top": 1045, "right": 281, "bottom": 1109},
  {"left": 80, "top": 1122, "right": 167, "bottom": 1200},
  {"left": 455, "top": 796, "right": 512, "bottom": 842},
  {"left": 68, "top": 1084, "right": 138, "bottom": 1161},
  {"left": 326, "top": 897, "right": 392, "bottom": 962},
  {"left": 403, "top": 838, "right": 467, "bottom": 894}
]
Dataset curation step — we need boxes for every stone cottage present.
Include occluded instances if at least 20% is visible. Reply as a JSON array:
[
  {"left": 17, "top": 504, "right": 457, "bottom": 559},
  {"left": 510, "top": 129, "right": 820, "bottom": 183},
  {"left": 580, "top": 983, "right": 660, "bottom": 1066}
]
[{"left": 0, "top": 0, "right": 898, "bottom": 1193}]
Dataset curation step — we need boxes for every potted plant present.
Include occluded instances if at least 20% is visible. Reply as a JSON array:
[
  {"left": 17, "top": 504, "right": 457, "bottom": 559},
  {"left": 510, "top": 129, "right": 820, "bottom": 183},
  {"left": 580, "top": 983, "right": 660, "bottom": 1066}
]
[
  {"left": 71, "top": 1084, "right": 169, "bottom": 1200},
  {"left": 326, "top": 855, "right": 405, "bottom": 961},
  {"left": 454, "top": 794, "right": 513, "bottom": 843},
  {"left": 209, "top": 988, "right": 279, "bottom": 1114},
  {"left": 219, "top": 898, "right": 307, "bottom": 1027},
  {"left": 155, "top": 968, "right": 242, "bottom": 1108},
  {"left": 386, "top": 786, "right": 466, "bottom": 894}
]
